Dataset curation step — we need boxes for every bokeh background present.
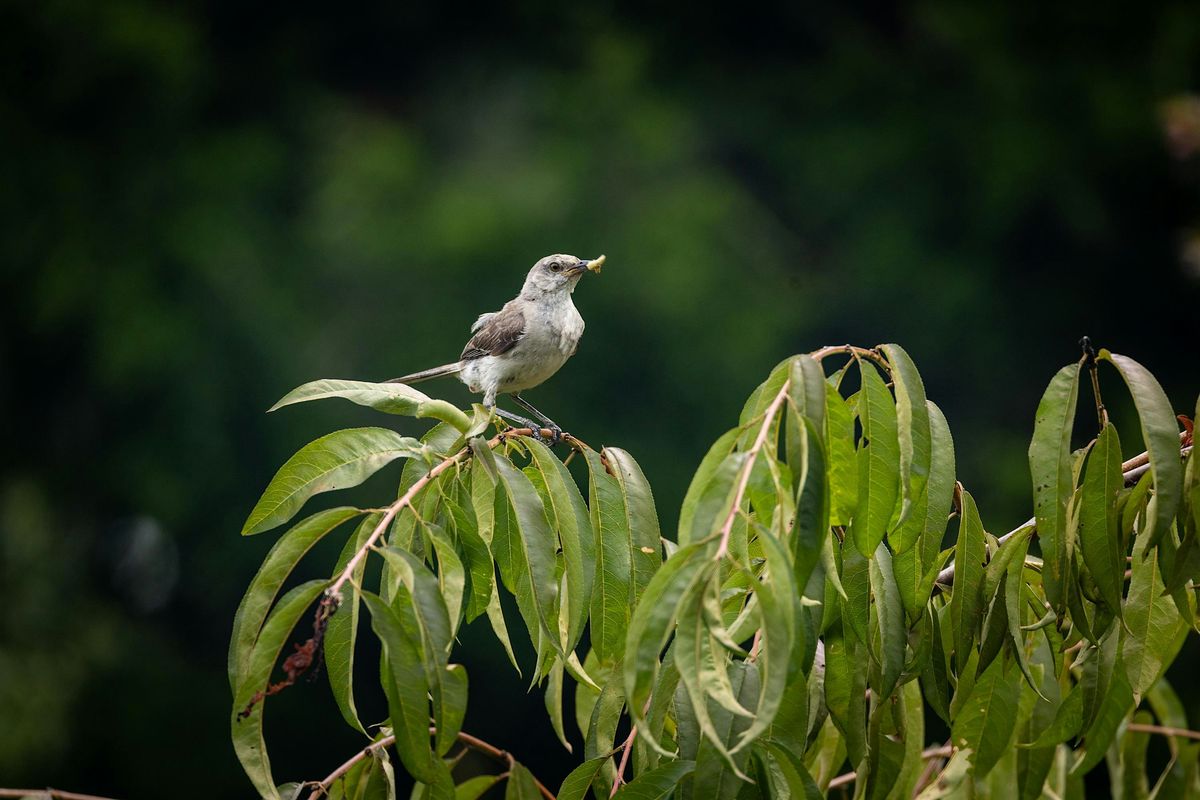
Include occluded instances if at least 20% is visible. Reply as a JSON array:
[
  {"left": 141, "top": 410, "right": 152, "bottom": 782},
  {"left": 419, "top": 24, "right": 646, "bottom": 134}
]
[{"left": 3, "top": 2, "right": 1199, "bottom": 797}]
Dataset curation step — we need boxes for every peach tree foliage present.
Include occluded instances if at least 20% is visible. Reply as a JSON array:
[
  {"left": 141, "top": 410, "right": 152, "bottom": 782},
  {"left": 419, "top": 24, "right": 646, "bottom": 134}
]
[{"left": 229, "top": 344, "right": 1199, "bottom": 799}]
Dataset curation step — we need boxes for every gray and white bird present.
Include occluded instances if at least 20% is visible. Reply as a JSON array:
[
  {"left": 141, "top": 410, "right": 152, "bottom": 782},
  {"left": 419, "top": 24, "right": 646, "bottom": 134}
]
[{"left": 386, "top": 253, "right": 604, "bottom": 439}]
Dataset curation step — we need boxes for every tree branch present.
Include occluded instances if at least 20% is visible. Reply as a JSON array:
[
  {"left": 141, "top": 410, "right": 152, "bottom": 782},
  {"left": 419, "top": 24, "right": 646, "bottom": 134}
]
[
  {"left": 609, "top": 726, "right": 639, "bottom": 797},
  {"left": 935, "top": 435, "right": 1192, "bottom": 589},
  {"left": 826, "top": 745, "right": 955, "bottom": 791},
  {"left": 306, "top": 729, "right": 556, "bottom": 800},
  {"left": 716, "top": 383, "right": 789, "bottom": 559},
  {"left": 1126, "top": 723, "right": 1200, "bottom": 741}
]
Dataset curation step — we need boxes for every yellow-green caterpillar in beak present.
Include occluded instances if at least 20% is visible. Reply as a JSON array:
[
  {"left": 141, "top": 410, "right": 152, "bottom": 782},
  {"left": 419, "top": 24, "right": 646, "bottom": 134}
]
[{"left": 587, "top": 254, "right": 606, "bottom": 274}]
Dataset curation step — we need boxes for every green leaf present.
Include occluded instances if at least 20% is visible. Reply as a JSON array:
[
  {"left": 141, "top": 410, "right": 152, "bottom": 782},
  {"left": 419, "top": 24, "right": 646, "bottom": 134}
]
[
  {"left": 881, "top": 344, "right": 932, "bottom": 532},
  {"left": 545, "top": 659, "right": 571, "bottom": 753},
  {"left": 851, "top": 360, "right": 901, "bottom": 556},
  {"left": 494, "top": 456, "right": 563, "bottom": 656},
  {"left": 624, "top": 544, "right": 712, "bottom": 752},
  {"left": 949, "top": 488, "right": 987, "bottom": 673},
  {"left": 1122, "top": 544, "right": 1187, "bottom": 701},
  {"left": 824, "top": 620, "right": 867, "bottom": 765},
  {"left": 895, "top": 401, "right": 956, "bottom": 620},
  {"left": 1029, "top": 363, "right": 1082, "bottom": 613},
  {"left": 242, "top": 428, "right": 423, "bottom": 535},
  {"left": 605, "top": 447, "right": 663, "bottom": 608},
  {"left": 584, "top": 445, "right": 633, "bottom": 664},
  {"left": 232, "top": 579, "right": 328, "bottom": 800},
  {"left": 442, "top": 484, "right": 492, "bottom": 622},
  {"left": 870, "top": 541, "right": 905, "bottom": 700},
  {"left": 557, "top": 755, "right": 613, "bottom": 800},
  {"left": 728, "top": 525, "right": 795, "bottom": 753},
  {"left": 951, "top": 655, "right": 1019, "bottom": 779},
  {"left": 376, "top": 546, "right": 461, "bottom": 756},
  {"left": 613, "top": 760, "right": 696, "bottom": 799},
  {"left": 1071, "top": 656, "right": 1133, "bottom": 776},
  {"left": 1100, "top": 351, "right": 1183, "bottom": 547},
  {"left": 229, "top": 507, "right": 360, "bottom": 692},
  {"left": 525, "top": 439, "right": 595, "bottom": 652},
  {"left": 269, "top": 379, "right": 470, "bottom": 432},
  {"left": 840, "top": 539, "right": 871, "bottom": 646},
  {"left": 324, "top": 513, "right": 378, "bottom": 735},
  {"left": 425, "top": 522, "right": 466, "bottom": 637},
  {"left": 505, "top": 762, "right": 542, "bottom": 800},
  {"left": 755, "top": 740, "right": 822, "bottom": 800},
  {"left": 1079, "top": 423, "right": 1125, "bottom": 614},
  {"left": 692, "top": 659, "right": 759, "bottom": 797},
  {"left": 825, "top": 378, "right": 858, "bottom": 528},
  {"left": 454, "top": 775, "right": 502, "bottom": 800},
  {"left": 788, "top": 412, "right": 828, "bottom": 596},
  {"left": 679, "top": 429, "right": 740, "bottom": 544},
  {"left": 361, "top": 591, "right": 440, "bottom": 784}
]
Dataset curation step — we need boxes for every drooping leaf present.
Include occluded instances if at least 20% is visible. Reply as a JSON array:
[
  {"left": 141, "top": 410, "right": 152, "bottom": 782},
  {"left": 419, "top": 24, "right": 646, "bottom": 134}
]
[
  {"left": 269, "top": 378, "right": 472, "bottom": 432},
  {"left": 425, "top": 522, "right": 466, "bottom": 637},
  {"left": 505, "top": 762, "right": 543, "bottom": 800},
  {"left": 324, "top": 513, "right": 378, "bottom": 735},
  {"left": 951, "top": 655, "right": 1020, "bottom": 779},
  {"left": 1100, "top": 351, "right": 1183, "bottom": 548},
  {"left": 870, "top": 541, "right": 905, "bottom": 700},
  {"left": 613, "top": 760, "right": 696, "bottom": 799},
  {"left": 557, "top": 755, "right": 614, "bottom": 800},
  {"left": 242, "top": 428, "right": 423, "bottom": 535},
  {"left": 454, "top": 775, "right": 503, "bottom": 800},
  {"left": 229, "top": 507, "right": 360, "bottom": 692},
  {"left": 1071, "top": 656, "right": 1134, "bottom": 777},
  {"left": 692, "top": 660, "right": 759, "bottom": 797},
  {"left": 679, "top": 429, "right": 740, "bottom": 544},
  {"left": 525, "top": 438, "right": 595, "bottom": 652},
  {"left": 1078, "top": 423, "right": 1125, "bottom": 615},
  {"left": 604, "top": 447, "right": 663, "bottom": 607},
  {"left": 949, "top": 488, "right": 987, "bottom": 673},
  {"left": 1028, "top": 363, "right": 1082, "bottom": 613},
  {"left": 584, "top": 446, "right": 633, "bottom": 665},
  {"left": 824, "top": 619, "right": 867, "bottom": 766},
  {"left": 881, "top": 343, "right": 932, "bottom": 532},
  {"left": 825, "top": 381, "right": 858, "bottom": 527},
  {"left": 624, "top": 544, "right": 712, "bottom": 752},
  {"left": 360, "top": 591, "right": 441, "bottom": 785},
  {"left": 851, "top": 360, "right": 901, "bottom": 556},
  {"left": 232, "top": 579, "right": 328, "bottom": 800},
  {"left": 494, "top": 456, "right": 563, "bottom": 656},
  {"left": 895, "top": 401, "right": 956, "bottom": 620},
  {"left": 1122, "top": 544, "right": 1188, "bottom": 701}
]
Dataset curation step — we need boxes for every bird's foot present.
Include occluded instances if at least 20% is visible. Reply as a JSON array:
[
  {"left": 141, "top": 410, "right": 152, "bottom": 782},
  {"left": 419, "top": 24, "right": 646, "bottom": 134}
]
[{"left": 534, "top": 423, "right": 565, "bottom": 446}]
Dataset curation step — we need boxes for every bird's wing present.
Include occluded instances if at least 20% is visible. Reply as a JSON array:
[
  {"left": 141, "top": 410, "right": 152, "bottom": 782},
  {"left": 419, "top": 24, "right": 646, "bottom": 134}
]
[{"left": 461, "top": 302, "right": 525, "bottom": 361}]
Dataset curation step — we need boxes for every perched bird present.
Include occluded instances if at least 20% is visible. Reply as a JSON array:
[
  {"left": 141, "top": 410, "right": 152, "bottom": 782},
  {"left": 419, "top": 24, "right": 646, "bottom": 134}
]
[{"left": 386, "top": 253, "right": 604, "bottom": 440}]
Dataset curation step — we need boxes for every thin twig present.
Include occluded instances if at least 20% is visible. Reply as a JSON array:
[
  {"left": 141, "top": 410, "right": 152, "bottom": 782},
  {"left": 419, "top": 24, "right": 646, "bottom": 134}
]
[
  {"left": 716, "top": 384, "right": 790, "bottom": 559},
  {"left": 0, "top": 791, "right": 122, "bottom": 800},
  {"left": 826, "top": 744, "right": 955, "bottom": 791},
  {"left": 935, "top": 436, "right": 1192, "bottom": 589},
  {"left": 328, "top": 428, "right": 540, "bottom": 600},
  {"left": 610, "top": 726, "right": 639, "bottom": 797},
  {"left": 307, "top": 729, "right": 555, "bottom": 800},
  {"left": 1126, "top": 723, "right": 1200, "bottom": 741}
]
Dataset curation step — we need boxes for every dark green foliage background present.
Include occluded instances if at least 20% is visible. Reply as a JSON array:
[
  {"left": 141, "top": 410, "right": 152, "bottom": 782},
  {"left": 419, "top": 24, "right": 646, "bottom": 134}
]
[{"left": 2, "top": 2, "right": 1199, "bottom": 797}]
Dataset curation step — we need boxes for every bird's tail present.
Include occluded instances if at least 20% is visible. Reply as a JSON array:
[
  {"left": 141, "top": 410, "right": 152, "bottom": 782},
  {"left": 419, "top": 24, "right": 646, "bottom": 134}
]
[{"left": 384, "top": 362, "right": 462, "bottom": 385}]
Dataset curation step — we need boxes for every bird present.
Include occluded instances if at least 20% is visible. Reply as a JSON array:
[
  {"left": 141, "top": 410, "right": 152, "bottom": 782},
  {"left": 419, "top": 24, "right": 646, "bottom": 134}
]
[{"left": 385, "top": 253, "right": 604, "bottom": 441}]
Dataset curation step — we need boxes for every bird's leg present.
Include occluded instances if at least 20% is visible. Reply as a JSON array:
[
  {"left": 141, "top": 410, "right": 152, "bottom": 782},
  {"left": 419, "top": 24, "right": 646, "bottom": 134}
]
[
  {"left": 512, "top": 394, "right": 564, "bottom": 444},
  {"left": 493, "top": 407, "right": 557, "bottom": 442}
]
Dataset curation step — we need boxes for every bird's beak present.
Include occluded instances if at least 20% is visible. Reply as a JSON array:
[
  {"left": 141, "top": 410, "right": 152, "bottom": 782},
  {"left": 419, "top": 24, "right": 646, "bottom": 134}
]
[{"left": 575, "top": 254, "right": 605, "bottom": 275}]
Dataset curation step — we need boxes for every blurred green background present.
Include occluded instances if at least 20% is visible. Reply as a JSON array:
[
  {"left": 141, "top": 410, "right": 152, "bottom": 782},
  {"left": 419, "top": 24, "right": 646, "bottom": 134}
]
[{"left": 2, "top": 2, "right": 1199, "bottom": 797}]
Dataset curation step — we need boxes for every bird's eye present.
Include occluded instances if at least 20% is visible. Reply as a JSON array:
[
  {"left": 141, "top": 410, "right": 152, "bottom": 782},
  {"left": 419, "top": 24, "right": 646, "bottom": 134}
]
[{"left": 550, "top": 263, "right": 562, "bottom": 273}]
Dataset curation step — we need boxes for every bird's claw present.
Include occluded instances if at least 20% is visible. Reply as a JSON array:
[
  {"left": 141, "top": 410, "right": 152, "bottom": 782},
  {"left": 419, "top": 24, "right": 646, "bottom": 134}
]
[{"left": 535, "top": 425, "right": 565, "bottom": 446}]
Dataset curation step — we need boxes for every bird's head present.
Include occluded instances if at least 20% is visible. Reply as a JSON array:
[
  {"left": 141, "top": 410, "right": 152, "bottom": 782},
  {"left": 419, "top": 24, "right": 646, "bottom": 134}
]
[{"left": 522, "top": 254, "right": 605, "bottom": 296}]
